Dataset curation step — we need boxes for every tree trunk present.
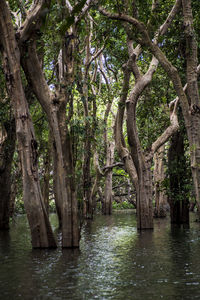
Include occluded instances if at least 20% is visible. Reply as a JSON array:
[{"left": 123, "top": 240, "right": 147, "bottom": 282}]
[
  {"left": 126, "top": 99, "right": 153, "bottom": 229},
  {"left": 153, "top": 145, "right": 168, "bottom": 218},
  {"left": 0, "top": 121, "right": 15, "bottom": 229},
  {"left": 57, "top": 100, "right": 80, "bottom": 247},
  {"left": 21, "top": 40, "right": 80, "bottom": 247},
  {"left": 137, "top": 162, "right": 154, "bottom": 229},
  {"left": 99, "top": 0, "right": 200, "bottom": 221},
  {"left": 102, "top": 142, "right": 115, "bottom": 215},
  {"left": 0, "top": 0, "right": 56, "bottom": 248},
  {"left": 99, "top": 1, "right": 181, "bottom": 229},
  {"left": 182, "top": 0, "right": 200, "bottom": 220},
  {"left": 168, "top": 130, "right": 189, "bottom": 225},
  {"left": 42, "top": 140, "right": 51, "bottom": 215},
  {"left": 82, "top": 131, "right": 92, "bottom": 218},
  {"left": 89, "top": 152, "right": 103, "bottom": 214}
]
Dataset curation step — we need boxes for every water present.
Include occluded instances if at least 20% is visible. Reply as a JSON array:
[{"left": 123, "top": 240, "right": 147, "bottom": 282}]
[{"left": 1, "top": 212, "right": 200, "bottom": 300}]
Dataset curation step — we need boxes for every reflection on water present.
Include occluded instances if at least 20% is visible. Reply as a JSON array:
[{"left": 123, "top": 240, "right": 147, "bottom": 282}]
[{"left": 1, "top": 213, "right": 200, "bottom": 299}]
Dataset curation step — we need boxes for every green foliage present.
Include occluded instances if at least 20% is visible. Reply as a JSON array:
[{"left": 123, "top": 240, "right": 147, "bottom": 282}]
[
  {"left": 2, "top": 0, "right": 199, "bottom": 220},
  {"left": 15, "top": 199, "right": 25, "bottom": 214},
  {"left": 112, "top": 200, "right": 134, "bottom": 210}
]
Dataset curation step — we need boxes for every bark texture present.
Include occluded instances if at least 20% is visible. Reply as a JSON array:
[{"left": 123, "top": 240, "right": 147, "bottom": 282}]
[
  {"left": 0, "top": 121, "right": 15, "bottom": 229},
  {"left": 22, "top": 40, "right": 79, "bottom": 247},
  {"left": 0, "top": 0, "right": 56, "bottom": 248},
  {"left": 153, "top": 145, "right": 168, "bottom": 218},
  {"left": 168, "top": 130, "right": 189, "bottom": 225},
  {"left": 102, "top": 142, "right": 115, "bottom": 215},
  {"left": 20, "top": 25, "right": 80, "bottom": 247}
]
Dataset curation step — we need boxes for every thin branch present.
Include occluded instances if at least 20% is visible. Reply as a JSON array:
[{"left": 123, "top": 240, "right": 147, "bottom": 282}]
[
  {"left": 87, "top": 43, "right": 106, "bottom": 69},
  {"left": 99, "top": 65, "right": 110, "bottom": 93},
  {"left": 18, "top": 0, "right": 46, "bottom": 42},
  {"left": 103, "top": 162, "right": 124, "bottom": 171},
  {"left": 169, "top": 64, "right": 200, "bottom": 106},
  {"left": 157, "top": 0, "right": 182, "bottom": 38},
  {"left": 104, "top": 55, "right": 118, "bottom": 81},
  {"left": 75, "top": 0, "right": 94, "bottom": 25},
  {"left": 150, "top": 62, "right": 200, "bottom": 157},
  {"left": 99, "top": 5, "right": 190, "bottom": 117},
  {"left": 148, "top": 98, "right": 179, "bottom": 160},
  {"left": 126, "top": 39, "right": 142, "bottom": 81},
  {"left": 65, "top": 0, "right": 73, "bottom": 13}
]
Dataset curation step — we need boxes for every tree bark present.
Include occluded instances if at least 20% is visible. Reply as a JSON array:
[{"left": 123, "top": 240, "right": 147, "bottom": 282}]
[
  {"left": 125, "top": 52, "right": 158, "bottom": 227},
  {"left": 90, "top": 152, "right": 103, "bottom": 213},
  {"left": 42, "top": 139, "right": 51, "bottom": 215},
  {"left": 182, "top": 0, "right": 200, "bottom": 219},
  {"left": 102, "top": 142, "right": 115, "bottom": 215},
  {"left": 0, "top": 0, "right": 56, "bottom": 248},
  {"left": 168, "top": 130, "right": 189, "bottom": 225},
  {"left": 153, "top": 145, "right": 168, "bottom": 218},
  {"left": 20, "top": 14, "right": 81, "bottom": 246},
  {"left": 21, "top": 40, "right": 79, "bottom": 247},
  {"left": 0, "top": 120, "right": 15, "bottom": 229}
]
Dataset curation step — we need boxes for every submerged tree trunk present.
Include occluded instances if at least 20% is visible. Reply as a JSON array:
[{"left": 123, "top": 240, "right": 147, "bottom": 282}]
[
  {"left": 90, "top": 152, "right": 103, "bottom": 214},
  {"left": 21, "top": 35, "right": 80, "bottom": 247},
  {"left": 0, "top": 0, "right": 56, "bottom": 248},
  {"left": 153, "top": 145, "right": 168, "bottom": 218},
  {"left": 102, "top": 142, "right": 115, "bottom": 215},
  {"left": 0, "top": 121, "right": 15, "bottom": 229},
  {"left": 137, "top": 164, "right": 154, "bottom": 229},
  {"left": 168, "top": 130, "right": 189, "bottom": 225},
  {"left": 42, "top": 140, "right": 51, "bottom": 215}
]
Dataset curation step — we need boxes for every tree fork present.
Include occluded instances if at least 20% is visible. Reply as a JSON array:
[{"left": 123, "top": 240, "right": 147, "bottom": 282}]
[{"left": 0, "top": 0, "right": 57, "bottom": 248}]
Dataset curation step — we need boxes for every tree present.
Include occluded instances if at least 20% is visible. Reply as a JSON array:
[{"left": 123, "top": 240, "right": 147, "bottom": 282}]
[
  {"left": 0, "top": 119, "right": 15, "bottom": 229},
  {"left": 168, "top": 128, "right": 189, "bottom": 226},
  {"left": 99, "top": 1, "right": 180, "bottom": 229},
  {"left": 0, "top": 0, "right": 56, "bottom": 248},
  {"left": 99, "top": 0, "right": 200, "bottom": 221},
  {"left": 153, "top": 144, "right": 168, "bottom": 218}
]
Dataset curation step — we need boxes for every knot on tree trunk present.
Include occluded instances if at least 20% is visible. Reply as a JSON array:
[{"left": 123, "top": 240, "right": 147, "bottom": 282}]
[{"left": 190, "top": 104, "right": 200, "bottom": 115}]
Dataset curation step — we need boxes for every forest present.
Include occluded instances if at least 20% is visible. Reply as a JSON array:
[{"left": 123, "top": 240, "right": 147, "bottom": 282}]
[
  {"left": 0, "top": 0, "right": 200, "bottom": 251},
  {"left": 2, "top": 0, "right": 200, "bottom": 298}
]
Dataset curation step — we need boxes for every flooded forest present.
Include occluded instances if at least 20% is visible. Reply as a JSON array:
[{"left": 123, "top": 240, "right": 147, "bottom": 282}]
[{"left": 1, "top": 0, "right": 200, "bottom": 299}]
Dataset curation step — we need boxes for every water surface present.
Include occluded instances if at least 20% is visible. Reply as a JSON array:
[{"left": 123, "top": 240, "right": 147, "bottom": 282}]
[{"left": 1, "top": 212, "right": 200, "bottom": 299}]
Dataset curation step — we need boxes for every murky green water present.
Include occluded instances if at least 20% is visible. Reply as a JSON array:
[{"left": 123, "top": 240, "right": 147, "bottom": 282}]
[{"left": 1, "top": 212, "right": 200, "bottom": 299}]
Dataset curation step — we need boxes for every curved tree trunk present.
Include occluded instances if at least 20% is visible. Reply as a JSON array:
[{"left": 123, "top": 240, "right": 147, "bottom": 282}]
[
  {"left": 100, "top": 0, "right": 200, "bottom": 228},
  {"left": 0, "top": 0, "right": 56, "bottom": 248},
  {"left": 21, "top": 37, "right": 80, "bottom": 248}
]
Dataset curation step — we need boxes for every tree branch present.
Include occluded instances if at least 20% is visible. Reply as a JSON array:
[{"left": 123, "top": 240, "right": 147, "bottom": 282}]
[
  {"left": 18, "top": 0, "right": 46, "bottom": 42},
  {"left": 75, "top": 0, "right": 94, "bottom": 25},
  {"left": 127, "top": 56, "right": 158, "bottom": 106},
  {"left": 87, "top": 43, "right": 106, "bottom": 70},
  {"left": 149, "top": 62, "right": 200, "bottom": 159},
  {"left": 65, "top": 0, "right": 73, "bottom": 13},
  {"left": 99, "top": 4, "right": 190, "bottom": 119},
  {"left": 103, "top": 162, "right": 124, "bottom": 171},
  {"left": 147, "top": 98, "right": 179, "bottom": 161},
  {"left": 158, "top": 0, "right": 182, "bottom": 37}
]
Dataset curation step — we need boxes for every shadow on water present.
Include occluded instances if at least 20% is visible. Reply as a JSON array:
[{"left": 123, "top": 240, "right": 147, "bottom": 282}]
[{"left": 1, "top": 212, "right": 200, "bottom": 299}]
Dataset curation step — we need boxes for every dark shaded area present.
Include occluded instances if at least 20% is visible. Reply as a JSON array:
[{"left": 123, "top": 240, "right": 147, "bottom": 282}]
[{"left": 168, "top": 126, "right": 189, "bottom": 226}]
